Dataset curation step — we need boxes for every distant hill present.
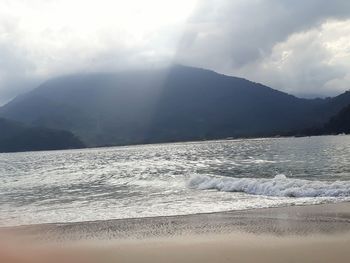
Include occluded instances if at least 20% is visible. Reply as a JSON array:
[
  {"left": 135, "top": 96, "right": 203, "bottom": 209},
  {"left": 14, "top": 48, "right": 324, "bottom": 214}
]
[
  {"left": 1, "top": 65, "right": 350, "bottom": 146},
  {"left": 322, "top": 104, "right": 350, "bottom": 134},
  {"left": 0, "top": 118, "right": 85, "bottom": 153}
]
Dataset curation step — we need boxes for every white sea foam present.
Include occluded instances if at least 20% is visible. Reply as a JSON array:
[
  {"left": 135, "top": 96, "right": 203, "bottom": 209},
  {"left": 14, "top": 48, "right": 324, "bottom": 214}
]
[{"left": 187, "top": 174, "right": 350, "bottom": 197}]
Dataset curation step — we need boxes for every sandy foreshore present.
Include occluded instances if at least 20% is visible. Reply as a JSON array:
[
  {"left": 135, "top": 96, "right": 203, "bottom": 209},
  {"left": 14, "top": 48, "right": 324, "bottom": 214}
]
[{"left": 1, "top": 202, "right": 350, "bottom": 262}]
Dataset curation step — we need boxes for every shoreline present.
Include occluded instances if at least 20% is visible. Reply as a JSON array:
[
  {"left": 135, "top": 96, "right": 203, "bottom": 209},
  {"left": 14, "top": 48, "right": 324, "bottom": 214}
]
[
  {"left": 3, "top": 201, "right": 350, "bottom": 241},
  {"left": 2, "top": 202, "right": 350, "bottom": 263},
  {"left": 3, "top": 199, "right": 350, "bottom": 229}
]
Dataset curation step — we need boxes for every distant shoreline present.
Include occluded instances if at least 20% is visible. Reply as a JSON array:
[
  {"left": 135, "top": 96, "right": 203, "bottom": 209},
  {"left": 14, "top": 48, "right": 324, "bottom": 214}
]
[
  {"left": 87, "top": 133, "right": 348, "bottom": 150},
  {"left": 2, "top": 133, "right": 349, "bottom": 154}
]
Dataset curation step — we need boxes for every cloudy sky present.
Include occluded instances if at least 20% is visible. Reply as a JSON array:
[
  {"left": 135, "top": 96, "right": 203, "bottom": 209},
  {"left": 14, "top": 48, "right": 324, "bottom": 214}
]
[{"left": 1, "top": 0, "right": 350, "bottom": 104}]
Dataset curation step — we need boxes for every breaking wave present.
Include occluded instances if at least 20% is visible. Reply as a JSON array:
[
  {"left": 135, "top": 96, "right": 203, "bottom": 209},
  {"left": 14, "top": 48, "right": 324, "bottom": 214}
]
[{"left": 187, "top": 174, "right": 350, "bottom": 197}]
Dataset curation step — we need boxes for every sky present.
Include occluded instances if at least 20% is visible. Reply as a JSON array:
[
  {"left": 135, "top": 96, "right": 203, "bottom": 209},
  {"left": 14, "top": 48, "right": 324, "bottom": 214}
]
[{"left": 1, "top": 0, "right": 350, "bottom": 104}]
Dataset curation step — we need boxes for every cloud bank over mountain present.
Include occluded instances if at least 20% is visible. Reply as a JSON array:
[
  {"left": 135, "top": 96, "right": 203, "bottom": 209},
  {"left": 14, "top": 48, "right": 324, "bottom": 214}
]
[
  {"left": 1, "top": 0, "right": 350, "bottom": 104},
  {"left": 177, "top": 0, "right": 350, "bottom": 97}
]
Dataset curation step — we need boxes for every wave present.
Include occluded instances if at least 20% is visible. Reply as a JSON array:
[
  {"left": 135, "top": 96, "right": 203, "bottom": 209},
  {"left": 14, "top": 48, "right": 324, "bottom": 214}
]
[{"left": 187, "top": 174, "right": 350, "bottom": 197}]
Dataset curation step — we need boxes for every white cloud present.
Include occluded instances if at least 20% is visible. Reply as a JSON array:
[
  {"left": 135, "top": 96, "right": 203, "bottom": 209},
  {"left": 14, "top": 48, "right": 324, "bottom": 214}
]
[{"left": 0, "top": 0, "right": 197, "bottom": 103}]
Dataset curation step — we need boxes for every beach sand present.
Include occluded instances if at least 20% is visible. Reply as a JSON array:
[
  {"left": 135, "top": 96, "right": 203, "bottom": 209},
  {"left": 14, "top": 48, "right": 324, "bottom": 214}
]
[{"left": 1, "top": 202, "right": 350, "bottom": 262}]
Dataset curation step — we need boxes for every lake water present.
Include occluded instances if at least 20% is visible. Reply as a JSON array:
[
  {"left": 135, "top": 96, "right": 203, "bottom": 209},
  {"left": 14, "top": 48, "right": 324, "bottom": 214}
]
[{"left": 1, "top": 135, "right": 350, "bottom": 227}]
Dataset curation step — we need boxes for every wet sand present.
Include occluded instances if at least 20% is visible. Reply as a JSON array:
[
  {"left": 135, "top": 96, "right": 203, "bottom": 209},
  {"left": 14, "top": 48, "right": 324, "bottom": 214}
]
[{"left": 1, "top": 202, "right": 350, "bottom": 262}]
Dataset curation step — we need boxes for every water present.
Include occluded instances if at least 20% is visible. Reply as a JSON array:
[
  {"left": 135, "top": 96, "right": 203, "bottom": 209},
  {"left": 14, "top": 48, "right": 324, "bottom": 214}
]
[{"left": 1, "top": 135, "right": 350, "bottom": 227}]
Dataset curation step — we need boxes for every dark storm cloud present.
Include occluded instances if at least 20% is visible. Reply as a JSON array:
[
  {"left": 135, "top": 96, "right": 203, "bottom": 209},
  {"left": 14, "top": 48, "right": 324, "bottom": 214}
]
[
  {"left": 176, "top": 0, "right": 350, "bottom": 96},
  {"left": 178, "top": 0, "right": 350, "bottom": 67}
]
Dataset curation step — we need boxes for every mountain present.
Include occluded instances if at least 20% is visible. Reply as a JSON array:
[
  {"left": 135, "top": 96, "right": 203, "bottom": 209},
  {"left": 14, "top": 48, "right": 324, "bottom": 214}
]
[
  {"left": 1, "top": 65, "right": 350, "bottom": 146},
  {"left": 322, "top": 104, "right": 350, "bottom": 134},
  {"left": 0, "top": 118, "right": 85, "bottom": 153}
]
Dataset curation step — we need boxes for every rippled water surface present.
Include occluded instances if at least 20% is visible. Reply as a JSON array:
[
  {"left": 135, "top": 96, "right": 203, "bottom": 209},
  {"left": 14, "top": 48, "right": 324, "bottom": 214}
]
[{"left": 1, "top": 135, "right": 350, "bottom": 226}]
